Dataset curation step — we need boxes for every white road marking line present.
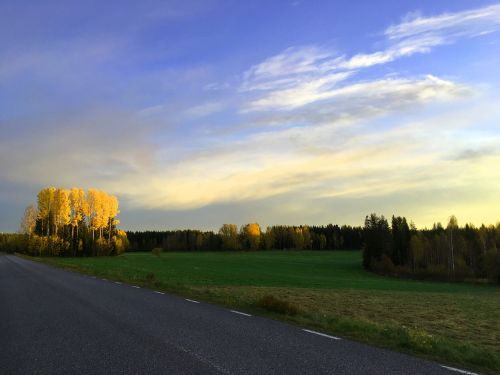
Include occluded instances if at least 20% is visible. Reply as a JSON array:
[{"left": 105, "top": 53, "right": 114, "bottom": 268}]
[
  {"left": 303, "top": 329, "right": 341, "bottom": 340},
  {"left": 185, "top": 298, "right": 200, "bottom": 304},
  {"left": 230, "top": 310, "right": 252, "bottom": 317},
  {"left": 131, "top": 285, "right": 140, "bottom": 289},
  {"left": 101, "top": 278, "right": 107, "bottom": 281},
  {"left": 155, "top": 291, "right": 165, "bottom": 295},
  {"left": 91, "top": 276, "right": 96, "bottom": 279},
  {"left": 440, "top": 365, "right": 479, "bottom": 375}
]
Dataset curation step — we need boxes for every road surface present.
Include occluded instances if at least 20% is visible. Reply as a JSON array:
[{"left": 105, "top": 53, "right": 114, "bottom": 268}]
[{"left": 0, "top": 254, "right": 476, "bottom": 374}]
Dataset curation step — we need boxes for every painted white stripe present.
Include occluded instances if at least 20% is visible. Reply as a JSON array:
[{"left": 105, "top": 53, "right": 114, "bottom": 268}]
[
  {"left": 185, "top": 298, "right": 200, "bottom": 304},
  {"left": 91, "top": 276, "right": 96, "bottom": 279},
  {"left": 303, "top": 329, "right": 341, "bottom": 340},
  {"left": 131, "top": 285, "right": 140, "bottom": 289},
  {"left": 114, "top": 281, "right": 122, "bottom": 285},
  {"left": 440, "top": 365, "right": 479, "bottom": 375},
  {"left": 154, "top": 291, "right": 165, "bottom": 295},
  {"left": 230, "top": 310, "right": 252, "bottom": 317}
]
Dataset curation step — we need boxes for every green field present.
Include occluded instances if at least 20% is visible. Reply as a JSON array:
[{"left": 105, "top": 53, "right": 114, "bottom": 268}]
[{"left": 32, "top": 251, "right": 500, "bottom": 374}]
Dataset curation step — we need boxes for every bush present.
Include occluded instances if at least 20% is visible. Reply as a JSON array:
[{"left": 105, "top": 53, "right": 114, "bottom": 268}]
[
  {"left": 453, "top": 257, "right": 472, "bottom": 281},
  {"left": 113, "top": 230, "right": 129, "bottom": 255},
  {"left": 484, "top": 250, "right": 500, "bottom": 283},
  {"left": 256, "top": 295, "right": 299, "bottom": 315},
  {"left": 0, "top": 233, "right": 27, "bottom": 253},
  {"left": 152, "top": 247, "right": 162, "bottom": 257},
  {"left": 371, "top": 254, "right": 395, "bottom": 275}
]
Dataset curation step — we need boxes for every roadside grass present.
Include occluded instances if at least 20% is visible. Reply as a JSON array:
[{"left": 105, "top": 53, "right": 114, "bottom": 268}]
[{"left": 24, "top": 251, "right": 500, "bottom": 374}]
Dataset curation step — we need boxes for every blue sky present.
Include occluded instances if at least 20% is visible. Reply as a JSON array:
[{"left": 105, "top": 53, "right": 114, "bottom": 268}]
[{"left": 1, "top": 0, "right": 500, "bottom": 231}]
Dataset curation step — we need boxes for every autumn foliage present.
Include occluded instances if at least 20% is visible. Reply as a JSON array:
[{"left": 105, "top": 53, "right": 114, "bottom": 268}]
[{"left": 18, "top": 187, "right": 128, "bottom": 256}]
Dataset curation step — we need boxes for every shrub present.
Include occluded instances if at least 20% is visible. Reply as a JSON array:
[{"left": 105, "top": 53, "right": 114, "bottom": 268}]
[
  {"left": 484, "top": 250, "right": 500, "bottom": 283},
  {"left": 152, "top": 247, "right": 162, "bottom": 257},
  {"left": 453, "top": 257, "right": 472, "bottom": 281},
  {"left": 257, "top": 295, "right": 299, "bottom": 315},
  {"left": 0, "top": 234, "right": 27, "bottom": 253},
  {"left": 113, "top": 230, "right": 129, "bottom": 255},
  {"left": 371, "top": 254, "right": 395, "bottom": 275}
]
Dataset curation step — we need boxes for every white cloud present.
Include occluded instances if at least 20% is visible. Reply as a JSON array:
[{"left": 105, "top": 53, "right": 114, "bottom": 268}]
[
  {"left": 338, "top": 34, "right": 444, "bottom": 70},
  {"left": 245, "top": 71, "right": 353, "bottom": 111},
  {"left": 241, "top": 46, "right": 337, "bottom": 90},
  {"left": 184, "top": 101, "right": 226, "bottom": 118},
  {"left": 241, "top": 3, "right": 500, "bottom": 113},
  {"left": 246, "top": 74, "right": 469, "bottom": 112},
  {"left": 385, "top": 4, "right": 500, "bottom": 40}
]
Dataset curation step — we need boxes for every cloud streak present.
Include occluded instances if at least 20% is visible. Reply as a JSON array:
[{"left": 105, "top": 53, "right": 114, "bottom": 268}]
[
  {"left": 241, "top": 3, "right": 500, "bottom": 113},
  {"left": 385, "top": 4, "right": 500, "bottom": 40}
]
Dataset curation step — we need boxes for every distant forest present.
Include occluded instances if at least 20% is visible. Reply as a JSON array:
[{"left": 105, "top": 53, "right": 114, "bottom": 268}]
[
  {"left": 363, "top": 214, "right": 500, "bottom": 283},
  {"left": 1, "top": 195, "right": 499, "bottom": 284},
  {"left": 127, "top": 224, "right": 364, "bottom": 252},
  {"left": 126, "top": 215, "right": 500, "bottom": 283}
]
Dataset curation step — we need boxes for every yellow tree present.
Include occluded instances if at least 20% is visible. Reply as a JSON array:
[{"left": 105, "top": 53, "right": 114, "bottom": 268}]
[
  {"left": 53, "top": 188, "right": 70, "bottom": 236},
  {"left": 97, "top": 190, "right": 110, "bottom": 238},
  {"left": 20, "top": 204, "right": 38, "bottom": 238},
  {"left": 37, "top": 187, "right": 56, "bottom": 236},
  {"left": 86, "top": 189, "right": 99, "bottom": 240},
  {"left": 69, "top": 188, "right": 85, "bottom": 240},
  {"left": 241, "top": 223, "right": 261, "bottom": 250},
  {"left": 108, "top": 195, "right": 119, "bottom": 240}
]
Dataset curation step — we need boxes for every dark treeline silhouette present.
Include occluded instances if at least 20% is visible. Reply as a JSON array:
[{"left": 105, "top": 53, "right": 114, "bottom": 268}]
[
  {"left": 363, "top": 213, "right": 500, "bottom": 283},
  {"left": 127, "top": 223, "right": 363, "bottom": 252}
]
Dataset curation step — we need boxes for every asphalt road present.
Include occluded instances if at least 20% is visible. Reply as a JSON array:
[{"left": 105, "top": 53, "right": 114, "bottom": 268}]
[{"left": 0, "top": 254, "right": 475, "bottom": 375}]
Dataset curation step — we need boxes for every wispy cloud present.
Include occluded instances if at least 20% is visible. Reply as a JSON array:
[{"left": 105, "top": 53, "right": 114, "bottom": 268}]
[
  {"left": 241, "top": 46, "right": 341, "bottom": 92},
  {"left": 184, "top": 101, "right": 226, "bottom": 118},
  {"left": 241, "top": 3, "right": 500, "bottom": 113},
  {"left": 385, "top": 4, "right": 500, "bottom": 40},
  {"left": 246, "top": 74, "right": 469, "bottom": 112}
]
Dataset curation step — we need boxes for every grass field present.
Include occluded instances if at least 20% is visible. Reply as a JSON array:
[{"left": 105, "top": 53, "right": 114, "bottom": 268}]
[{"left": 31, "top": 250, "right": 500, "bottom": 374}]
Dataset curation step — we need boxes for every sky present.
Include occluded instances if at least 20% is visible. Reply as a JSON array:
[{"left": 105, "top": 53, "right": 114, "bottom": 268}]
[{"left": 1, "top": 0, "right": 500, "bottom": 231}]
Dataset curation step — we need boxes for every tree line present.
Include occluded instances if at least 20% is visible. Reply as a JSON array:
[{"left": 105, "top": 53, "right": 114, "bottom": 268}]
[
  {"left": 3, "top": 199, "right": 499, "bottom": 285},
  {"left": 1, "top": 187, "right": 128, "bottom": 256},
  {"left": 363, "top": 213, "right": 500, "bottom": 283},
  {"left": 127, "top": 223, "right": 363, "bottom": 252}
]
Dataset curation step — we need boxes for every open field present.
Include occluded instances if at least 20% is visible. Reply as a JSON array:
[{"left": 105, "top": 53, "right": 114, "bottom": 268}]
[{"left": 30, "top": 251, "right": 500, "bottom": 374}]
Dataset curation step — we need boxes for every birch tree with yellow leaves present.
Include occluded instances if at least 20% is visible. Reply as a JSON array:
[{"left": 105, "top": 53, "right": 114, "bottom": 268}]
[
  {"left": 29, "top": 186, "right": 126, "bottom": 256},
  {"left": 86, "top": 189, "right": 99, "bottom": 240},
  {"left": 53, "top": 188, "right": 70, "bottom": 236},
  {"left": 37, "top": 187, "right": 55, "bottom": 236},
  {"left": 240, "top": 223, "right": 261, "bottom": 250},
  {"left": 108, "top": 195, "right": 119, "bottom": 240},
  {"left": 69, "top": 188, "right": 85, "bottom": 240}
]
